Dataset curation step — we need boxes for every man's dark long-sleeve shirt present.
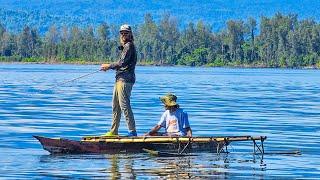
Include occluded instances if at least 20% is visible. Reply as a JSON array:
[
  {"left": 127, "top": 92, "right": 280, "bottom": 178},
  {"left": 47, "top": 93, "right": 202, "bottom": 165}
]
[{"left": 110, "top": 41, "right": 137, "bottom": 83}]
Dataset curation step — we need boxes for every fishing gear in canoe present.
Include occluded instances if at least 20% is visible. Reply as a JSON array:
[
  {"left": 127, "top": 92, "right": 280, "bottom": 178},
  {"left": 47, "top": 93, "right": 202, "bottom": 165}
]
[{"left": 45, "top": 69, "right": 102, "bottom": 91}]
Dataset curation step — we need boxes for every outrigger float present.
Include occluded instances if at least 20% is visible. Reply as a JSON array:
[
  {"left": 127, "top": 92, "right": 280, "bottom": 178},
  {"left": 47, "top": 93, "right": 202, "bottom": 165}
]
[{"left": 34, "top": 135, "right": 267, "bottom": 156}]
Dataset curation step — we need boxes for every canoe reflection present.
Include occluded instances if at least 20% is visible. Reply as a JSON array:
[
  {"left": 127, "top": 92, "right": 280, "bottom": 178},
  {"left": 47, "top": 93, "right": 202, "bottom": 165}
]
[
  {"left": 103, "top": 153, "right": 230, "bottom": 179},
  {"left": 107, "top": 154, "right": 136, "bottom": 180},
  {"left": 38, "top": 153, "right": 247, "bottom": 179}
]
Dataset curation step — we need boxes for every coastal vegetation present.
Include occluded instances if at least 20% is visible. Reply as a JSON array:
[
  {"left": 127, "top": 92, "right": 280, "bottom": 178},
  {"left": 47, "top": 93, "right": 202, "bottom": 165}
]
[{"left": 0, "top": 13, "right": 320, "bottom": 68}]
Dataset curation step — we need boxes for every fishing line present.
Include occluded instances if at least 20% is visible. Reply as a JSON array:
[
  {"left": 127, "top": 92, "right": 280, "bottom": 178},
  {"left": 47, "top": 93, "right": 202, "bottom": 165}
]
[
  {"left": 43, "top": 69, "right": 102, "bottom": 91},
  {"left": 22, "top": 69, "right": 102, "bottom": 98}
]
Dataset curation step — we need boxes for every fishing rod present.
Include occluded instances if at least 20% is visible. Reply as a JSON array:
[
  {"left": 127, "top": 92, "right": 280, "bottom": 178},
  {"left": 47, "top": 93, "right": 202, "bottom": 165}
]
[{"left": 45, "top": 69, "right": 102, "bottom": 91}]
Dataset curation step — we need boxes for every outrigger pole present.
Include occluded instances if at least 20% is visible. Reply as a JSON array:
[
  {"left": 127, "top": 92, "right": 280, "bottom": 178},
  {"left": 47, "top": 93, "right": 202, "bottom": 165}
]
[
  {"left": 217, "top": 136, "right": 267, "bottom": 155},
  {"left": 82, "top": 135, "right": 268, "bottom": 156},
  {"left": 216, "top": 136, "right": 300, "bottom": 157},
  {"left": 139, "top": 136, "right": 267, "bottom": 157},
  {"left": 215, "top": 135, "right": 266, "bottom": 164}
]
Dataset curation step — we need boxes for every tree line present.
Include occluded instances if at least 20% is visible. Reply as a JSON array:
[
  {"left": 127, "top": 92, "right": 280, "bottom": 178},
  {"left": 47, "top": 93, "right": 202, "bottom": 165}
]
[{"left": 0, "top": 13, "right": 320, "bottom": 68}]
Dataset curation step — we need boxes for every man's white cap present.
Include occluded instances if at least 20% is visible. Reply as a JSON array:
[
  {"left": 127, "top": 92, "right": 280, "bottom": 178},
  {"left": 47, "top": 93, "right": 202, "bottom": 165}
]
[{"left": 120, "top": 24, "right": 132, "bottom": 32}]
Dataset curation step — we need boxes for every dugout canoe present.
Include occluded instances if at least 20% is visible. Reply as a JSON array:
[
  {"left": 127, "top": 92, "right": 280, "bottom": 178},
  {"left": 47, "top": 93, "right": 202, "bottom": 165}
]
[{"left": 33, "top": 135, "right": 267, "bottom": 154}]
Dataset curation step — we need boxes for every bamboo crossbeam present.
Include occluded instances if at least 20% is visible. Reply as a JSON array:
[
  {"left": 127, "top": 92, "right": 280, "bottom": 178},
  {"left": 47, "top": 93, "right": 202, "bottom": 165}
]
[{"left": 81, "top": 136, "right": 266, "bottom": 143}]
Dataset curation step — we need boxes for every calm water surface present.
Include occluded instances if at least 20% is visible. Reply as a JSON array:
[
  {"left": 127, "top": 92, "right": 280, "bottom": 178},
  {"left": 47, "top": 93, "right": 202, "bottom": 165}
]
[{"left": 0, "top": 64, "right": 319, "bottom": 179}]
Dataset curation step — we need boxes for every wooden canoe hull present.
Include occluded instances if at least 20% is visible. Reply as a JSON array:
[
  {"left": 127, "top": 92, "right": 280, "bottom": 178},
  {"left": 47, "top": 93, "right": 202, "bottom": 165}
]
[
  {"left": 34, "top": 136, "right": 224, "bottom": 154},
  {"left": 34, "top": 135, "right": 266, "bottom": 154}
]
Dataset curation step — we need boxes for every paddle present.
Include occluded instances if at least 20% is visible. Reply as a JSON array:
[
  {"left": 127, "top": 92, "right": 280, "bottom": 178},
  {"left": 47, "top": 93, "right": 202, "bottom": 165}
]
[{"left": 142, "top": 148, "right": 197, "bottom": 157}]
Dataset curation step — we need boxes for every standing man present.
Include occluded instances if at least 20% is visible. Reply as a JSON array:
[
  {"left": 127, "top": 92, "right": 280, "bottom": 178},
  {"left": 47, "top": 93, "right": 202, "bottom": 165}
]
[{"left": 100, "top": 24, "right": 137, "bottom": 137}]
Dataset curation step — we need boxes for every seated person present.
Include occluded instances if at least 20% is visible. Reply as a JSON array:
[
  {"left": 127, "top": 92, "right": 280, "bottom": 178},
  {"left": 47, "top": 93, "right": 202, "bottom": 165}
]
[{"left": 145, "top": 93, "right": 192, "bottom": 137}]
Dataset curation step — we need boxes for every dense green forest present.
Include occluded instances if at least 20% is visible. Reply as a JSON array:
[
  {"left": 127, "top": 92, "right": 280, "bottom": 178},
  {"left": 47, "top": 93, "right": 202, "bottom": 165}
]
[
  {"left": 1, "top": 13, "right": 320, "bottom": 68},
  {"left": 1, "top": 0, "right": 320, "bottom": 33}
]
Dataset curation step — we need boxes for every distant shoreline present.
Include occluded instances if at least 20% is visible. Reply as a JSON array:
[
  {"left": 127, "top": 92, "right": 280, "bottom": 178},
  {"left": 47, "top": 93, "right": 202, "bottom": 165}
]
[{"left": 1, "top": 61, "right": 318, "bottom": 69}]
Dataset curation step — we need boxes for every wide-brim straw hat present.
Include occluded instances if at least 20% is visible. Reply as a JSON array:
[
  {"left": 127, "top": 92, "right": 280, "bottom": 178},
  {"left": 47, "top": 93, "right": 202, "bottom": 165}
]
[{"left": 160, "top": 93, "right": 177, "bottom": 106}]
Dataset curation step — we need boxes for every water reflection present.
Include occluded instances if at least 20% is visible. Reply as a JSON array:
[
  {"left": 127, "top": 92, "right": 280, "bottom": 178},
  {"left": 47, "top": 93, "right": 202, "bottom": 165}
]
[
  {"left": 36, "top": 150, "right": 303, "bottom": 179},
  {"left": 37, "top": 153, "right": 267, "bottom": 179},
  {"left": 103, "top": 154, "right": 136, "bottom": 180},
  {"left": 110, "top": 155, "right": 121, "bottom": 179}
]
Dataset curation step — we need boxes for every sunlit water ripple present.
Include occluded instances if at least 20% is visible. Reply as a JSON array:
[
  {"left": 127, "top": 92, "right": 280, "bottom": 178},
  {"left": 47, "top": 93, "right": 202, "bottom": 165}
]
[{"left": 0, "top": 64, "right": 319, "bottom": 179}]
